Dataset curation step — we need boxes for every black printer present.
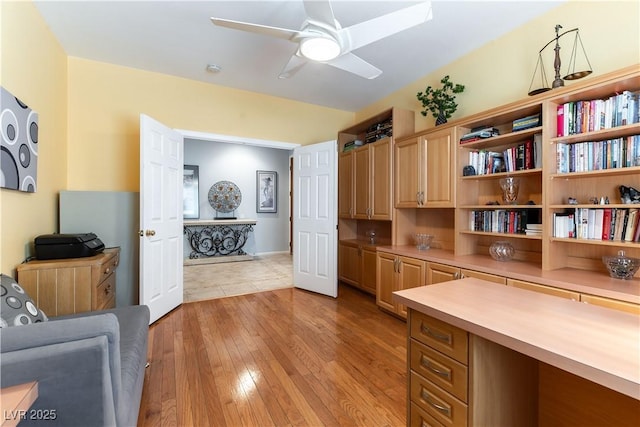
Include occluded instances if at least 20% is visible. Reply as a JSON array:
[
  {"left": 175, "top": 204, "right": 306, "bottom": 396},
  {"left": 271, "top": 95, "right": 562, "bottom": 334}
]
[{"left": 34, "top": 233, "right": 105, "bottom": 260}]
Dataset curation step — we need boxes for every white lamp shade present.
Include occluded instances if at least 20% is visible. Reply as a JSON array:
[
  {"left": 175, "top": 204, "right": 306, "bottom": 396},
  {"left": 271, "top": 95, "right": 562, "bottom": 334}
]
[{"left": 300, "top": 37, "right": 340, "bottom": 62}]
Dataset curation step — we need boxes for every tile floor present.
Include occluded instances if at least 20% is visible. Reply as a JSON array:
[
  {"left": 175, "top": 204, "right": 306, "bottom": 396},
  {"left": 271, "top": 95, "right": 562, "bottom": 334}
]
[{"left": 183, "top": 252, "right": 293, "bottom": 302}]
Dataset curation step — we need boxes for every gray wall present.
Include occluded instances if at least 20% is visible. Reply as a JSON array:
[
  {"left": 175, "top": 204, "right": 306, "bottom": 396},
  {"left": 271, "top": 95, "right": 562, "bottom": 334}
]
[
  {"left": 184, "top": 139, "right": 292, "bottom": 254},
  {"left": 59, "top": 191, "right": 139, "bottom": 307}
]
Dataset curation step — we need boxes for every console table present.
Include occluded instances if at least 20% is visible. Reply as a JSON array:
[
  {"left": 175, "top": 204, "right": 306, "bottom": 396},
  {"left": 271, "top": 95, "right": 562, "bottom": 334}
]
[{"left": 183, "top": 219, "right": 256, "bottom": 265}]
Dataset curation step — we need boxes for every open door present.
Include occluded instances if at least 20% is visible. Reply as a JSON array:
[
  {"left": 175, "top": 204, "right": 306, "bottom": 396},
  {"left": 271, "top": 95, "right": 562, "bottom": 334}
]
[
  {"left": 292, "top": 140, "right": 337, "bottom": 298},
  {"left": 139, "top": 114, "right": 184, "bottom": 324}
]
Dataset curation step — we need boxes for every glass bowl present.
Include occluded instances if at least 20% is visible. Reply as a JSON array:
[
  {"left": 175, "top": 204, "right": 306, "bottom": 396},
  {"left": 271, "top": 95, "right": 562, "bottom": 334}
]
[
  {"left": 602, "top": 250, "right": 640, "bottom": 280},
  {"left": 413, "top": 234, "right": 434, "bottom": 250},
  {"left": 489, "top": 241, "right": 515, "bottom": 261}
]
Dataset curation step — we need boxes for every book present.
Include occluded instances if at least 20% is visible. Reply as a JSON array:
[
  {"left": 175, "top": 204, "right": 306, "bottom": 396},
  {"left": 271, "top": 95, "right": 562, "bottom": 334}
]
[
  {"left": 613, "top": 209, "right": 627, "bottom": 241},
  {"left": 624, "top": 209, "right": 638, "bottom": 242},
  {"left": 557, "top": 104, "right": 565, "bottom": 136},
  {"left": 602, "top": 208, "right": 612, "bottom": 240}
]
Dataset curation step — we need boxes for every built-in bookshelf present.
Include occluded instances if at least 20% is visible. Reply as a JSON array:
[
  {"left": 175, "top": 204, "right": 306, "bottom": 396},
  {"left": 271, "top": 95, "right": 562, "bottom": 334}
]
[
  {"left": 455, "top": 101, "right": 545, "bottom": 263},
  {"left": 544, "top": 67, "right": 640, "bottom": 272},
  {"left": 453, "top": 65, "right": 640, "bottom": 276}
]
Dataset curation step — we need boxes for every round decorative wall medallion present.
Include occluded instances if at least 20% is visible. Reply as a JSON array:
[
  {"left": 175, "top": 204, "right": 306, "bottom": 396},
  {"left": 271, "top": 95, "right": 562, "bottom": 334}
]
[{"left": 208, "top": 181, "right": 241, "bottom": 213}]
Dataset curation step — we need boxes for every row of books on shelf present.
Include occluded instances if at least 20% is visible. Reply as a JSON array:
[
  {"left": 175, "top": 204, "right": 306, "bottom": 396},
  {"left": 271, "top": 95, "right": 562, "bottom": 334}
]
[
  {"left": 553, "top": 207, "right": 640, "bottom": 242},
  {"left": 466, "top": 134, "right": 541, "bottom": 175},
  {"left": 468, "top": 209, "right": 532, "bottom": 235},
  {"left": 556, "top": 90, "right": 640, "bottom": 137},
  {"left": 555, "top": 135, "right": 640, "bottom": 173},
  {"left": 365, "top": 119, "right": 393, "bottom": 143}
]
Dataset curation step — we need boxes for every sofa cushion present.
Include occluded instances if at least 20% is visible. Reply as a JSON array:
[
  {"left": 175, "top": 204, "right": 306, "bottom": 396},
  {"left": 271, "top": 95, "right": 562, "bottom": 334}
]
[{"left": 0, "top": 273, "right": 48, "bottom": 328}]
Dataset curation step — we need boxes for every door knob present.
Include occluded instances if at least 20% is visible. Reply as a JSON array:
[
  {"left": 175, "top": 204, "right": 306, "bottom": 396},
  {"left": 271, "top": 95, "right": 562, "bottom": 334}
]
[{"left": 145, "top": 229, "right": 156, "bottom": 236}]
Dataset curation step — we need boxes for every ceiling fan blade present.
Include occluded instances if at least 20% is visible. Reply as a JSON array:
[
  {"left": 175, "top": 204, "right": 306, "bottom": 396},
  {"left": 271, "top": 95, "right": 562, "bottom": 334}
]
[
  {"left": 303, "top": 0, "right": 337, "bottom": 27},
  {"left": 278, "top": 54, "right": 308, "bottom": 79},
  {"left": 211, "top": 17, "right": 300, "bottom": 41},
  {"left": 328, "top": 53, "right": 382, "bottom": 79},
  {"left": 339, "top": 1, "right": 433, "bottom": 51}
]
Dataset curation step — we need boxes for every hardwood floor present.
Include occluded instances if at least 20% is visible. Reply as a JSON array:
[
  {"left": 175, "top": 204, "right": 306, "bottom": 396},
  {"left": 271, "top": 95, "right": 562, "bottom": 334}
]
[{"left": 137, "top": 284, "right": 408, "bottom": 427}]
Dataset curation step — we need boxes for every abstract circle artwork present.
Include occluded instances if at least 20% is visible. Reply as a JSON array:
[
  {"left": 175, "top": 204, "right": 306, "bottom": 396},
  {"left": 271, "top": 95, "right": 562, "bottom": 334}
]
[
  {"left": 208, "top": 180, "right": 242, "bottom": 213},
  {"left": 0, "top": 86, "right": 38, "bottom": 193}
]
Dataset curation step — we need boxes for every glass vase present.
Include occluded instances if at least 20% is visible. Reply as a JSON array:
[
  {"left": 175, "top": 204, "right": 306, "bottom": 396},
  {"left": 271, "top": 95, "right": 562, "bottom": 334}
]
[{"left": 499, "top": 177, "right": 520, "bottom": 205}]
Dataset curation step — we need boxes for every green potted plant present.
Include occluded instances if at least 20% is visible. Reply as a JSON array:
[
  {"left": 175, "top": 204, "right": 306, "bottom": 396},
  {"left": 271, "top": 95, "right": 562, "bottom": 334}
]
[{"left": 416, "top": 75, "right": 465, "bottom": 125}]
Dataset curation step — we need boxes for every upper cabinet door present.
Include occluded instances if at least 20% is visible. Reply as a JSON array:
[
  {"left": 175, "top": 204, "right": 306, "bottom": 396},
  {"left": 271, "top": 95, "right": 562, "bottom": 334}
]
[
  {"left": 424, "top": 127, "right": 454, "bottom": 207},
  {"left": 338, "top": 151, "right": 354, "bottom": 218},
  {"left": 370, "top": 137, "right": 393, "bottom": 220},
  {"left": 394, "top": 136, "right": 421, "bottom": 208},
  {"left": 353, "top": 145, "right": 371, "bottom": 219}
]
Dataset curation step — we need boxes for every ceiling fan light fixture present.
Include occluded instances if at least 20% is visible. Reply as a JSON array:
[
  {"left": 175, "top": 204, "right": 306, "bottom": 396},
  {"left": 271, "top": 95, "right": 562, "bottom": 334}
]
[{"left": 300, "top": 36, "right": 340, "bottom": 62}]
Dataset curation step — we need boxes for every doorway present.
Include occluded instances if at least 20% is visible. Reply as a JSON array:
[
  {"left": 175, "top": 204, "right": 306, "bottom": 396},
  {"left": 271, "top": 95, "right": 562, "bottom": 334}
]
[{"left": 179, "top": 131, "right": 299, "bottom": 301}]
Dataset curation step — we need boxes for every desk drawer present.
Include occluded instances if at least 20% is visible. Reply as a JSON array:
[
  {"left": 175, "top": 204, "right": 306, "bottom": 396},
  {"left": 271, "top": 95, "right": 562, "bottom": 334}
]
[
  {"left": 96, "top": 273, "right": 116, "bottom": 310},
  {"left": 410, "top": 311, "right": 468, "bottom": 364},
  {"left": 410, "top": 402, "right": 445, "bottom": 427},
  {"left": 411, "top": 371, "right": 467, "bottom": 427},
  {"left": 99, "top": 252, "right": 119, "bottom": 281},
  {"left": 411, "top": 339, "right": 468, "bottom": 402}
]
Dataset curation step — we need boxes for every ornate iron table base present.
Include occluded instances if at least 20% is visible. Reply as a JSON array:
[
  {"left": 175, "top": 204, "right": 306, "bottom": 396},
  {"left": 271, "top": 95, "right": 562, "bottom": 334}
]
[{"left": 183, "top": 219, "right": 256, "bottom": 263}]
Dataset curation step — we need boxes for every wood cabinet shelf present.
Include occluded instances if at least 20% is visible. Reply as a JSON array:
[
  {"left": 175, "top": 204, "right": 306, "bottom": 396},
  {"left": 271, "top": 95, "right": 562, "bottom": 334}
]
[
  {"left": 459, "top": 126, "right": 543, "bottom": 149},
  {"left": 459, "top": 230, "right": 542, "bottom": 240},
  {"left": 550, "top": 165, "right": 640, "bottom": 179},
  {"left": 549, "top": 237, "right": 640, "bottom": 248},
  {"left": 460, "top": 204, "right": 542, "bottom": 210},
  {"left": 550, "top": 122, "right": 640, "bottom": 144},
  {"left": 461, "top": 168, "right": 541, "bottom": 180}
]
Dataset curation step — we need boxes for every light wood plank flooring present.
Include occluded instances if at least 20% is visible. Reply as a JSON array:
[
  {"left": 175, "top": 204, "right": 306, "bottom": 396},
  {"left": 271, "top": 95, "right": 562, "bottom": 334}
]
[{"left": 137, "top": 284, "right": 407, "bottom": 426}]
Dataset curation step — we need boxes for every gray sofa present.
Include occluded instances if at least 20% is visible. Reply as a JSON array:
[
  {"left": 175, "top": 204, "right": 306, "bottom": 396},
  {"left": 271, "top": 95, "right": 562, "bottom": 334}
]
[{"left": 0, "top": 305, "right": 150, "bottom": 427}]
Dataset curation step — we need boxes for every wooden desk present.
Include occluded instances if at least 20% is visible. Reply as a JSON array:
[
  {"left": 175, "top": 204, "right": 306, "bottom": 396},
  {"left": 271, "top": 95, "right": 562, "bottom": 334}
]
[
  {"left": 394, "top": 278, "right": 640, "bottom": 426},
  {"left": 0, "top": 382, "right": 38, "bottom": 427}
]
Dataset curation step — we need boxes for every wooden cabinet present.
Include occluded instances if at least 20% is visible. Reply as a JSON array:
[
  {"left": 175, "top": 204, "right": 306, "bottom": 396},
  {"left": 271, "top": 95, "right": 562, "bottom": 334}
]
[
  {"left": 580, "top": 294, "right": 640, "bottom": 315},
  {"left": 338, "top": 241, "right": 376, "bottom": 295},
  {"left": 338, "top": 151, "right": 354, "bottom": 218},
  {"left": 338, "top": 241, "right": 360, "bottom": 286},
  {"left": 426, "top": 261, "right": 506, "bottom": 286},
  {"left": 395, "top": 126, "right": 455, "bottom": 208},
  {"left": 360, "top": 248, "right": 377, "bottom": 294},
  {"left": 507, "top": 278, "right": 579, "bottom": 300},
  {"left": 338, "top": 108, "right": 414, "bottom": 224},
  {"left": 16, "top": 248, "right": 119, "bottom": 316},
  {"left": 377, "top": 252, "right": 425, "bottom": 318},
  {"left": 353, "top": 137, "right": 393, "bottom": 220}
]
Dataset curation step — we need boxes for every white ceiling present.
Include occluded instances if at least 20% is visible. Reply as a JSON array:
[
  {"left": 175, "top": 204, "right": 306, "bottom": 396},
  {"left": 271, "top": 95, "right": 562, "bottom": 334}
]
[{"left": 33, "top": 0, "right": 564, "bottom": 112}]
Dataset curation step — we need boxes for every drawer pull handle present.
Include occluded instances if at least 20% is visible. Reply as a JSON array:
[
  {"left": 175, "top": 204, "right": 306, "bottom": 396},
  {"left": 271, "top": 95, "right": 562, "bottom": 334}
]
[
  {"left": 421, "top": 323, "right": 452, "bottom": 345},
  {"left": 420, "top": 356, "right": 451, "bottom": 380},
  {"left": 104, "top": 267, "right": 110, "bottom": 275},
  {"left": 421, "top": 389, "right": 451, "bottom": 417}
]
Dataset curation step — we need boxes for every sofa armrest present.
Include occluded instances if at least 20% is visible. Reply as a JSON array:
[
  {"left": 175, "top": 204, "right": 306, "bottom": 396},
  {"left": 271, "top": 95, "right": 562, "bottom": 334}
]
[
  {"left": 1, "top": 314, "right": 122, "bottom": 426},
  {"left": 0, "top": 335, "right": 117, "bottom": 426}
]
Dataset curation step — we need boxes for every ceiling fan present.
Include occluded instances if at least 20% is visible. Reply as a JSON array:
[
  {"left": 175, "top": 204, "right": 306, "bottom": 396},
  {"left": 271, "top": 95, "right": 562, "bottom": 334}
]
[{"left": 211, "top": 0, "right": 432, "bottom": 79}]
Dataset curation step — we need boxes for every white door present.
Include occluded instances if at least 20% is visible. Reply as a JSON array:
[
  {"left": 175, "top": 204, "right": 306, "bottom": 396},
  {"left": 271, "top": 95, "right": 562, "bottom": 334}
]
[
  {"left": 293, "top": 140, "right": 337, "bottom": 297},
  {"left": 140, "top": 114, "right": 184, "bottom": 324}
]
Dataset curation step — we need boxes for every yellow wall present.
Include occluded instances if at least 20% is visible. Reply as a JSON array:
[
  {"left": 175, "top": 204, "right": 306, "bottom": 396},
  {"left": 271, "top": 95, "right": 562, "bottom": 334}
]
[
  {"left": 66, "top": 58, "right": 354, "bottom": 191},
  {"left": 357, "top": 0, "right": 640, "bottom": 130},
  {"left": 0, "top": 1, "right": 68, "bottom": 273}
]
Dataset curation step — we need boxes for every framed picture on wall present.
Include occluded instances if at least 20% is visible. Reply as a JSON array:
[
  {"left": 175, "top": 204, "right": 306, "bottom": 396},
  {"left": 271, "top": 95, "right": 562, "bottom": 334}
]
[
  {"left": 183, "top": 165, "right": 199, "bottom": 219},
  {"left": 256, "top": 170, "right": 277, "bottom": 213}
]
